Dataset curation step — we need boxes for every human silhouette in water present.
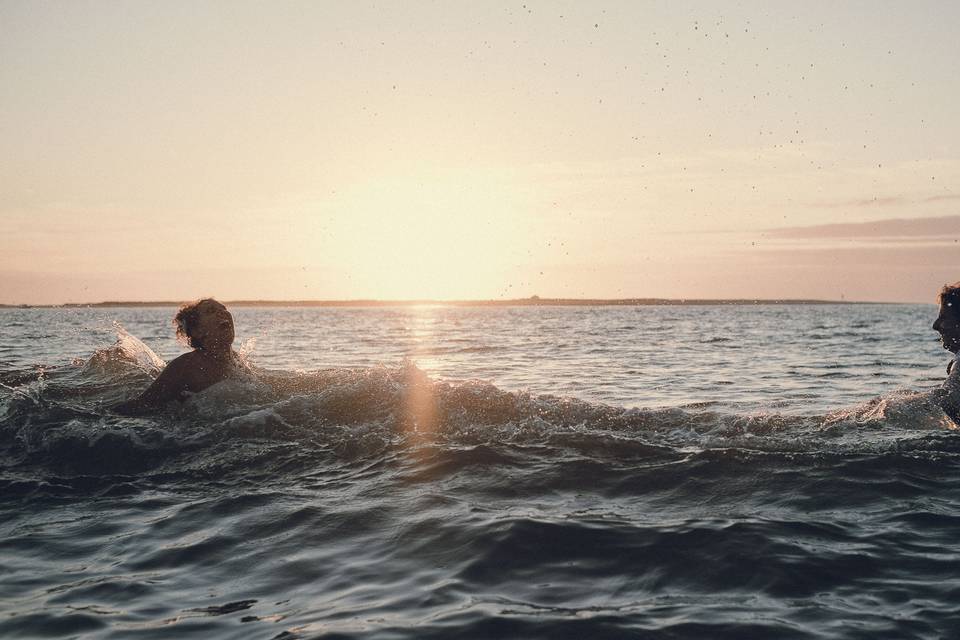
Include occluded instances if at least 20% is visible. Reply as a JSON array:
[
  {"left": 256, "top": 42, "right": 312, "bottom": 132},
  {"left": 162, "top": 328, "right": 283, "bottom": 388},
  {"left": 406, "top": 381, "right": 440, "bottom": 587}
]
[
  {"left": 932, "top": 282, "right": 960, "bottom": 425},
  {"left": 115, "top": 299, "right": 243, "bottom": 414}
]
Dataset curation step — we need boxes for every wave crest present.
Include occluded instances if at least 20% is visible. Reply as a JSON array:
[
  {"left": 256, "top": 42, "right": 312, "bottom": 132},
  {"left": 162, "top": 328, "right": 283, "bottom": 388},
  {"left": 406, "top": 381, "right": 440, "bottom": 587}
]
[{"left": 1, "top": 336, "right": 957, "bottom": 477}]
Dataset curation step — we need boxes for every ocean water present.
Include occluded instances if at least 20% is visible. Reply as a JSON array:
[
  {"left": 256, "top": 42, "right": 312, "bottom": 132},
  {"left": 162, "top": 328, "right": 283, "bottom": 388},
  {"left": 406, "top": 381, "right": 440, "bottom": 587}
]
[{"left": 2, "top": 303, "right": 959, "bottom": 639}]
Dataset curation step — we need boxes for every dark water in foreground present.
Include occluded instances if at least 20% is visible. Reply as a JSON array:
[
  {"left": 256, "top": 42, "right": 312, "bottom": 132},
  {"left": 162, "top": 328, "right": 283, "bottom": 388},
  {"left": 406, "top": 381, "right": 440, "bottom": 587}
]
[{"left": 2, "top": 305, "right": 960, "bottom": 639}]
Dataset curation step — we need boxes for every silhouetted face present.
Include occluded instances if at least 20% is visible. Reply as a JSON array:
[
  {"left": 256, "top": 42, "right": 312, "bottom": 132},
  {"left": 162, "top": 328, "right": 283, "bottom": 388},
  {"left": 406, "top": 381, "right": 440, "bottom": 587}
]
[
  {"left": 933, "top": 300, "right": 960, "bottom": 353},
  {"left": 191, "top": 300, "right": 235, "bottom": 353}
]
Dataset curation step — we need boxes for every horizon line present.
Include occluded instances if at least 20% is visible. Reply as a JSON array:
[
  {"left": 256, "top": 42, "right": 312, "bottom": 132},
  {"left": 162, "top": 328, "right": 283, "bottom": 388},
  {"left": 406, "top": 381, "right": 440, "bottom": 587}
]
[{"left": 0, "top": 296, "right": 904, "bottom": 308}]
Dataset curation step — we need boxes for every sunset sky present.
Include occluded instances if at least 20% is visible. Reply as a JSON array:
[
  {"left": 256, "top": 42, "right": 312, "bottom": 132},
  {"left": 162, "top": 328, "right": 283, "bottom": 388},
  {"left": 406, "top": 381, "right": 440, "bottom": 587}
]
[{"left": 2, "top": 1, "right": 959, "bottom": 304}]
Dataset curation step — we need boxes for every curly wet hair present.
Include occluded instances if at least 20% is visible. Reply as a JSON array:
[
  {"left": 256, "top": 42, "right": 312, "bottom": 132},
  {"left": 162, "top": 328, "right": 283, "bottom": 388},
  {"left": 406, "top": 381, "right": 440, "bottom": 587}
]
[
  {"left": 174, "top": 298, "right": 222, "bottom": 349},
  {"left": 939, "top": 283, "right": 960, "bottom": 312}
]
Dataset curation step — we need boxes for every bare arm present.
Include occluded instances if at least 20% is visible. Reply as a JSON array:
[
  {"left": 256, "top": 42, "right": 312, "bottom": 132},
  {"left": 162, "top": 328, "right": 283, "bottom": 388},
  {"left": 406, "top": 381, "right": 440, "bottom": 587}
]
[
  {"left": 114, "top": 354, "right": 196, "bottom": 415},
  {"left": 935, "top": 356, "right": 960, "bottom": 426}
]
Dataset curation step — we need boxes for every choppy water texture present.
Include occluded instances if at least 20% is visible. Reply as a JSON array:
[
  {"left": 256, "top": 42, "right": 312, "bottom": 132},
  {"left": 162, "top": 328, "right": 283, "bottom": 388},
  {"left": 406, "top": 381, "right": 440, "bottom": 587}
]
[{"left": 2, "top": 304, "right": 960, "bottom": 639}]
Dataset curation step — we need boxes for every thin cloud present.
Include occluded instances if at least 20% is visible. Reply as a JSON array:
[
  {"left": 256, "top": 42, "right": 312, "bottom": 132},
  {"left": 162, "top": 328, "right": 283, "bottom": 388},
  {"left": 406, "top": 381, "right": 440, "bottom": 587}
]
[
  {"left": 923, "top": 193, "right": 960, "bottom": 203},
  {"left": 766, "top": 215, "right": 960, "bottom": 240},
  {"left": 807, "top": 196, "right": 905, "bottom": 209},
  {"left": 742, "top": 244, "right": 960, "bottom": 272},
  {"left": 806, "top": 192, "right": 960, "bottom": 209}
]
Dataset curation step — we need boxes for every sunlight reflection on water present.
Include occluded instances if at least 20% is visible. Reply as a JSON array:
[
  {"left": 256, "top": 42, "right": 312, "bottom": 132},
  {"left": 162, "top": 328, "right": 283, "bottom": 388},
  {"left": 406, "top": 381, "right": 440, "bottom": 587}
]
[{"left": 0, "top": 303, "right": 943, "bottom": 412}]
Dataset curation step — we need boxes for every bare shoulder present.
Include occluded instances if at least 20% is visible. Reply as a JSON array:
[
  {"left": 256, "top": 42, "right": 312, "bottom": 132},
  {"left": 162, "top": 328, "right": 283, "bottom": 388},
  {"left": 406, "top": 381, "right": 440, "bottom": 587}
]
[
  {"left": 938, "top": 355, "right": 960, "bottom": 425},
  {"left": 114, "top": 352, "right": 198, "bottom": 414},
  {"left": 166, "top": 350, "right": 203, "bottom": 369},
  {"left": 140, "top": 351, "right": 203, "bottom": 401}
]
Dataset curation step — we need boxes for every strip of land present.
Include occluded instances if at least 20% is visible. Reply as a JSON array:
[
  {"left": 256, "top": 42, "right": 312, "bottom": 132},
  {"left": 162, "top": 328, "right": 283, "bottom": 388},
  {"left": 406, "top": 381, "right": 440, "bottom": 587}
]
[{"left": 2, "top": 297, "right": 889, "bottom": 308}]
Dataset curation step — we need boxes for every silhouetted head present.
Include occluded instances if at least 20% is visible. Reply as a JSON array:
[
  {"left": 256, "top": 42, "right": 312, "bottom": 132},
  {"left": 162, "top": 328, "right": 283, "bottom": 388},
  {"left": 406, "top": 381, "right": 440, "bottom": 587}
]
[
  {"left": 933, "top": 283, "right": 960, "bottom": 353},
  {"left": 174, "top": 298, "right": 235, "bottom": 353}
]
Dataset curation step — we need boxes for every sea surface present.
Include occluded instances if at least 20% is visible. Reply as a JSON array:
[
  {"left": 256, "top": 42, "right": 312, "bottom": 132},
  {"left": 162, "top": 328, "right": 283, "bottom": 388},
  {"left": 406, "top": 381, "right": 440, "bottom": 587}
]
[{"left": 2, "top": 303, "right": 959, "bottom": 639}]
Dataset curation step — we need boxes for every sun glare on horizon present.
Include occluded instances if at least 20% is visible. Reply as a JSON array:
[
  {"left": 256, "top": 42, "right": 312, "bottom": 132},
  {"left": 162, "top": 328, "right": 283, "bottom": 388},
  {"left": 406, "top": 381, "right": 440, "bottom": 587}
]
[{"left": 308, "top": 169, "right": 533, "bottom": 300}]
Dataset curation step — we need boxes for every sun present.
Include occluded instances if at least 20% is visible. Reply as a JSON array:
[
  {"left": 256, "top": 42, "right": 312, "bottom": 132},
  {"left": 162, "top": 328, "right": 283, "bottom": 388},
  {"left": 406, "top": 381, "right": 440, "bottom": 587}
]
[{"left": 313, "top": 168, "right": 532, "bottom": 299}]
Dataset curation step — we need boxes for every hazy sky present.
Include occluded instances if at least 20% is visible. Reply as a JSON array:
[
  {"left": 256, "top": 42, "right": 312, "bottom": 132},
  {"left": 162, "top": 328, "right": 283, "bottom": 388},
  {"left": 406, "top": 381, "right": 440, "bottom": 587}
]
[{"left": 2, "top": 0, "right": 959, "bottom": 303}]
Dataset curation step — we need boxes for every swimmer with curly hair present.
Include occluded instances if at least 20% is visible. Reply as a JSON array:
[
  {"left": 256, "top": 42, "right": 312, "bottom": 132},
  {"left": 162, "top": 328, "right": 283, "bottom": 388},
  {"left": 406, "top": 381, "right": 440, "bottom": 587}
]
[
  {"left": 932, "top": 282, "right": 960, "bottom": 426},
  {"left": 115, "top": 298, "right": 244, "bottom": 414}
]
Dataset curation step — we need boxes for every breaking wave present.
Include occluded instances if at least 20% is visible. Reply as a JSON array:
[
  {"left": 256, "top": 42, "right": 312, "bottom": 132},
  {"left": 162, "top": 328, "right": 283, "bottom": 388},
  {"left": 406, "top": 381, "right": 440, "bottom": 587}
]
[{"left": 1, "top": 328, "right": 955, "bottom": 482}]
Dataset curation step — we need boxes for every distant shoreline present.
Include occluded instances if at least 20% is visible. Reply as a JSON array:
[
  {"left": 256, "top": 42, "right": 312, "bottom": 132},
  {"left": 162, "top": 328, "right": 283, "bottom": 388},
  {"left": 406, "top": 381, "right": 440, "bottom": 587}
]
[{"left": 1, "top": 297, "right": 899, "bottom": 308}]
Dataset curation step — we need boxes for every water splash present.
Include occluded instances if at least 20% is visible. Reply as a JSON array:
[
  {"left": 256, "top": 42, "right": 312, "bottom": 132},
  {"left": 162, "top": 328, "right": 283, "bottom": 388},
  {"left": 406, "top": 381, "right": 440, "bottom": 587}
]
[{"left": 1, "top": 320, "right": 957, "bottom": 478}]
